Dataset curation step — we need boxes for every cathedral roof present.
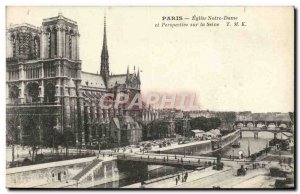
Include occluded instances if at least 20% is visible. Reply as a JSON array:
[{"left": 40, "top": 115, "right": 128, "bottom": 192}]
[
  {"left": 107, "top": 74, "right": 127, "bottom": 88},
  {"left": 81, "top": 71, "right": 106, "bottom": 88},
  {"left": 107, "top": 73, "right": 137, "bottom": 88}
]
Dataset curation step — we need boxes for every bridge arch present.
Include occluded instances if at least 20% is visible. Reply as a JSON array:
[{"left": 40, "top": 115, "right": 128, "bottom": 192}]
[
  {"left": 246, "top": 121, "right": 254, "bottom": 128},
  {"left": 266, "top": 122, "right": 276, "bottom": 129},
  {"left": 278, "top": 123, "right": 287, "bottom": 129},
  {"left": 235, "top": 122, "right": 244, "bottom": 128},
  {"left": 256, "top": 121, "right": 265, "bottom": 128}
]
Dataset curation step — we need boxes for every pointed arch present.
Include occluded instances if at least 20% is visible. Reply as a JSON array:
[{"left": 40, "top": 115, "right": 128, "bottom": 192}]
[
  {"left": 25, "top": 82, "right": 40, "bottom": 103},
  {"left": 44, "top": 82, "right": 56, "bottom": 103}
]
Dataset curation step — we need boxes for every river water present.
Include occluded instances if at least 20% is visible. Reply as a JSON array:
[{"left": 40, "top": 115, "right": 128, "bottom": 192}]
[
  {"left": 220, "top": 131, "right": 287, "bottom": 158},
  {"left": 94, "top": 165, "right": 180, "bottom": 188}
]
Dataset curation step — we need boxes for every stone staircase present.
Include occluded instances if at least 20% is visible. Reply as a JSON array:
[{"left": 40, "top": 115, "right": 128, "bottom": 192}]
[{"left": 73, "top": 158, "right": 102, "bottom": 181}]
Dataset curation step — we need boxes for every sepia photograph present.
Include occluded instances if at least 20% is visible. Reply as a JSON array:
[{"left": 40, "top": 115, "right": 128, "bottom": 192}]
[{"left": 5, "top": 6, "right": 295, "bottom": 189}]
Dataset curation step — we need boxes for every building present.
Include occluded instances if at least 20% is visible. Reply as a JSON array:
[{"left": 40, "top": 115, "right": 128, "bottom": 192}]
[
  {"left": 190, "top": 129, "right": 205, "bottom": 138},
  {"left": 6, "top": 13, "right": 155, "bottom": 147},
  {"left": 110, "top": 115, "right": 142, "bottom": 146}
]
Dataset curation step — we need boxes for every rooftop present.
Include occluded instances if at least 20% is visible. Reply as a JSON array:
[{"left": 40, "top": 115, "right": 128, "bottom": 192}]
[{"left": 43, "top": 13, "right": 77, "bottom": 25}]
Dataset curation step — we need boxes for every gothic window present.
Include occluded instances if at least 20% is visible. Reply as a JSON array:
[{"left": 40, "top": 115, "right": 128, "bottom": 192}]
[
  {"left": 65, "top": 32, "right": 73, "bottom": 59},
  {"left": 25, "top": 82, "right": 39, "bottom": 103},
  {"left": 11, "top": 34, "right": 17, "bottom": 57},
  {"left": 69, "top": 34, "right": 72, "bottom": 59},
  {"left": 18, "top": 34, "right": 23, "bottom": 56},
  {"left": 44, "top": 82, "right": 56, "bottom": 103},
  {"left": 29, "top": 36, "right": 40, "bottom": 59},
  {"left": 35, "top": 37, "right": 40, "bottom": 58},
  {"left": 48, "top": 28, "right": 57, "bottom": 58}
]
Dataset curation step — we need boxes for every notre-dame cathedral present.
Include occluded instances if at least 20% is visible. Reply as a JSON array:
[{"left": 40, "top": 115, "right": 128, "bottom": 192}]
[{"left": 6, "top": 13, "right": 158, "bottom": 148}]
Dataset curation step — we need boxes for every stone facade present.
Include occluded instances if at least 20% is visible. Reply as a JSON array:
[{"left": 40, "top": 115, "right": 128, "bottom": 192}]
[{"left": 6, "top": 13, "right": 156, "bottom": 147}]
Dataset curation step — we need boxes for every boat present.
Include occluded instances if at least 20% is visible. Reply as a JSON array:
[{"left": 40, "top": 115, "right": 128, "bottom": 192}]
[{"left": 231, "top": 142, "right": 240, "bottom": 148}]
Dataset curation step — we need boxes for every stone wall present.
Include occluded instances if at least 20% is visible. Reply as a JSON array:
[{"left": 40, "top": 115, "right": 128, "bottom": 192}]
[{"left": 6, "top": 157, "right": 95, "bottom": 188}]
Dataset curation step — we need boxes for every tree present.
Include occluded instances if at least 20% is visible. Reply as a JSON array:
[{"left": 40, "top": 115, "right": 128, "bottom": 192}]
[
  {"left": 61, "top": 128, "right": 75, "bottom": 156},
  {"left": 6, "top": 115, "right": 19, "bottom": 165},
  {"left": 147, "top": 120, "right": 169, "bottom": 139},
  {"left": 190, "top": 117, "right": 221, "bottom": 132},
  {"left": 216, "top": 112, "right": 236, "bottom": 129},
  {"left": 22, "top": 114, "right": 42, "bottom": 163}
]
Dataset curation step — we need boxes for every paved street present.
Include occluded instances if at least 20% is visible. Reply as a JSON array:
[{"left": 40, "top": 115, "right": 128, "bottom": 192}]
[{"left": 124, "top": 166, "right": 276, "bottom": 189}]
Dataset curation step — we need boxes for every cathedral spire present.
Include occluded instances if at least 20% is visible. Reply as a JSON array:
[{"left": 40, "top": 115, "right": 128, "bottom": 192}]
[
  {"left": 137, "top": 67, "right": 141, "bottom": 85},
  {"left": 100, "top": 14, "right": 109, "bottom": 87},
  {"left": 102, "top": 15, "right": 108, "bottom": 58},
  {"left": 126, "top": 65, "right": 130, "bottom": 84}
]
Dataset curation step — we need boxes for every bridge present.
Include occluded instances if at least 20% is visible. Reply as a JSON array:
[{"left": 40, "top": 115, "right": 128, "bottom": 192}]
[
  {"left": 103, "top": 151, "right": 251, "bottom": 169},
  {"left": 234, "top": 120, "right": 292, "bottom": 129},
  {"left": 238, "top": 127, "right": 293, "bottom": 139}
]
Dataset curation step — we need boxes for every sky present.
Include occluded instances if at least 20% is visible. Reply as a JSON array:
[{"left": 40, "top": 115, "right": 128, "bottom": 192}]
[{"left": 6, "top": 6, "right": 294, "bottom": 112}]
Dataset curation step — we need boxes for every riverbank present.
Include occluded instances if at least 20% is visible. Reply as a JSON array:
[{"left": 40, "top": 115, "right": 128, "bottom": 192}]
[{"left": 151, "top": 129, "right": 240, "bottom": 156}]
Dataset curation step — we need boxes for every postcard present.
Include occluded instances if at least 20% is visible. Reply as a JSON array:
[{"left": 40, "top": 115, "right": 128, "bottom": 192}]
[{"left": 6, "top": 6, "right": 294, "bottom": 189}]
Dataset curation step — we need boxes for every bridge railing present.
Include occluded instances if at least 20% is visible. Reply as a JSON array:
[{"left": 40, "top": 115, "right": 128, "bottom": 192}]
[
  {"left": 239, "top": 127, "right": 292, "bottom": 131},
  {"left": 116, "top": 155, "right": 212, "bottom": 167}
]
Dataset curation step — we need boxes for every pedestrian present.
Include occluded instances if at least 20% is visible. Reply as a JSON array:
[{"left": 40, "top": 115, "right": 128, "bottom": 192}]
[
  {"left": 181, "top": 157, "right": 183, "bottom": 164},
  {"left": 198, "top": 159, "right": 200, "bottom": 164},
  {"left": 148, "top": 155, "right": 150, "bottom": 160},
  {"left": 177, "top": 174, "right": 180, "bottom": 181},
  {"left": 177, "top": 158, "right": 179, "bottom": 163},
  {"left": 175, "top": 177, "right": 178, "bottom": 185},
  {"left": 175, "top": 155, "right": 177, "bottom": 159},
  {"left": 185, "top": 172, "right": 188, "bottom": 181}
]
